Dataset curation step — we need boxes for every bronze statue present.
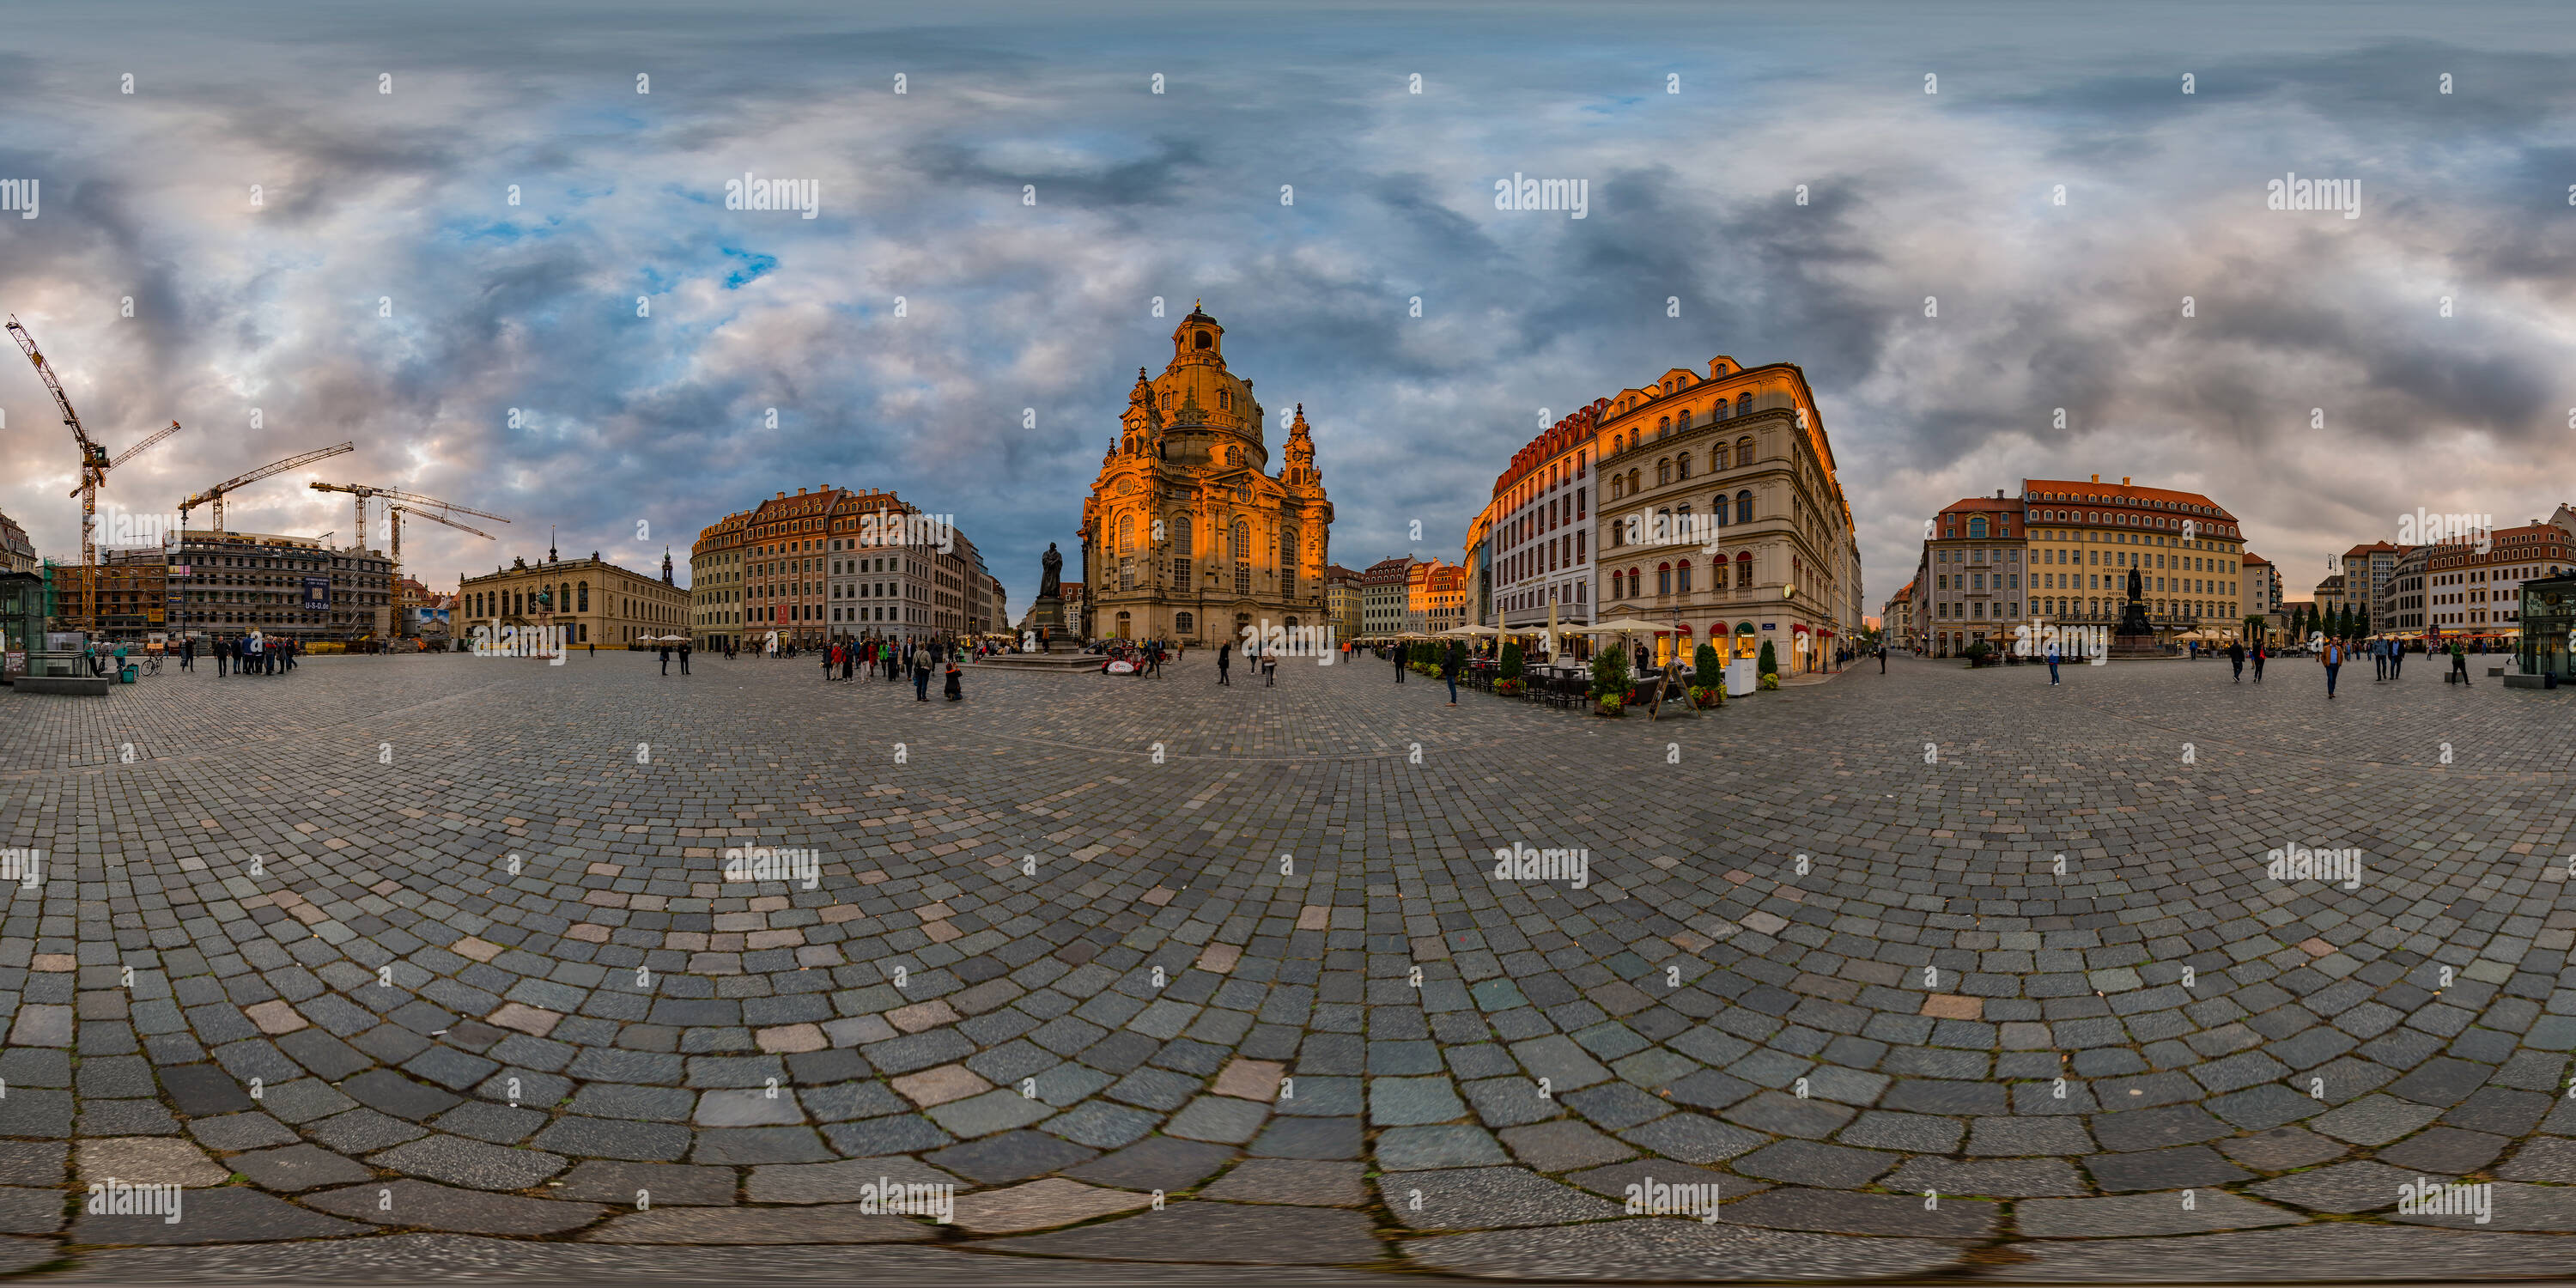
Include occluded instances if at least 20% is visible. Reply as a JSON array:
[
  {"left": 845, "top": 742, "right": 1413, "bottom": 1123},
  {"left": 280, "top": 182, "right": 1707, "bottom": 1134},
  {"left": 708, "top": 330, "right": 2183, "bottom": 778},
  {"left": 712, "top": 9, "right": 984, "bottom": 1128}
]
[{"left": 1039, "top": 543, "right": 1062, "bottom": 599}]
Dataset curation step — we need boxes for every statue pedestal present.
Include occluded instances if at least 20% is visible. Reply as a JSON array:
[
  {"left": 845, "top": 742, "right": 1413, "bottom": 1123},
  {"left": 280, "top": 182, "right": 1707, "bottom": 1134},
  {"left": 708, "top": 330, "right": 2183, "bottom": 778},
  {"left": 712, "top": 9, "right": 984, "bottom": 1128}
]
[
  {"left": 2108, "top": 602, "right": 2163, "bottom": 659},
  {"left": 1030, "top": 596, "right": 1078, "bottom": 652}
]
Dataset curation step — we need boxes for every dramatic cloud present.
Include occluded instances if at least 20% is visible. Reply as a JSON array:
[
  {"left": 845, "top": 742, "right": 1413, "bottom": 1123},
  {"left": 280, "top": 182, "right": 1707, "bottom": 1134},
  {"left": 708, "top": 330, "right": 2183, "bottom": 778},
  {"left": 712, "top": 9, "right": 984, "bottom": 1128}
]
[{"left": 3, "top": 2, "right": 2572, "bottom": 615}]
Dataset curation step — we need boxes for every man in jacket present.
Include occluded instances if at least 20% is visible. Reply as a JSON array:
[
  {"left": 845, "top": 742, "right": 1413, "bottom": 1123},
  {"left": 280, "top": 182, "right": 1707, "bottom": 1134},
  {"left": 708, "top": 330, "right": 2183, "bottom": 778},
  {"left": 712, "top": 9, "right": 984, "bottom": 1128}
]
[
  {"left": 2227, "top": 639, "right": 2245, "bottom": 683},
  {"left": 2321, "top": 637, "right": 2343, "bottom": 698}
]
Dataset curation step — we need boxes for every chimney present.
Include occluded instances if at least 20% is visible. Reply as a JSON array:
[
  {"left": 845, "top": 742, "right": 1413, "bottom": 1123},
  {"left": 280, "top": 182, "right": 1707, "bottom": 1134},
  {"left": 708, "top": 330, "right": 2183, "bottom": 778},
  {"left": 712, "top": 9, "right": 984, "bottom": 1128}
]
[
  {"left": 2090, "top": 473, "right": 2099, "bottom": 483},
  {"left": 775, "top": 491, "right": 786, "bottom": 500},
  {"left": 2122, "top": 477, "right": 2130, "bottom": 486}
]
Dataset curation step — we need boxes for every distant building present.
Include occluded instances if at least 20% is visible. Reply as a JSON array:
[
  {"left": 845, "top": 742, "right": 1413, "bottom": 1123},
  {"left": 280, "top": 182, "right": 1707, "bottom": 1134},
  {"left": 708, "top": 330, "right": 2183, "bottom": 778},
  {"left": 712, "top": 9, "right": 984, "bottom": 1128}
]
[
  {"left": 1323, "top": 563, "right": 1363, "bottom": 643},
  {"left": 1359, "top": 556, "right": 1416, "bottom": 637},
  {"left": 458, "top": 550, "right": 684, "bottom": 649}
]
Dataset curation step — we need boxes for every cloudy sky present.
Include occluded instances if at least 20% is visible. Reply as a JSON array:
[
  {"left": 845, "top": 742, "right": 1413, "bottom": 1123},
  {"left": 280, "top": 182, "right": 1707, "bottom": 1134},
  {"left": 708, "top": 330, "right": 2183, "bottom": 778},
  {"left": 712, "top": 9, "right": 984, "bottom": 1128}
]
[{"left": 3, "top": 0, "right": 2573, "bottom": 615}]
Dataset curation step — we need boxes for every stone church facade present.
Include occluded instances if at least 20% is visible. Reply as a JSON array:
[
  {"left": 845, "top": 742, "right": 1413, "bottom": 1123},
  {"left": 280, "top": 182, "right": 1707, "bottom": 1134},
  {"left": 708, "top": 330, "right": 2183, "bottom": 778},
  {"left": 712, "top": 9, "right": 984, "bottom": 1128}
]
[{"left": 1078, "top": 307, "right": 1333, "bottom": 645}]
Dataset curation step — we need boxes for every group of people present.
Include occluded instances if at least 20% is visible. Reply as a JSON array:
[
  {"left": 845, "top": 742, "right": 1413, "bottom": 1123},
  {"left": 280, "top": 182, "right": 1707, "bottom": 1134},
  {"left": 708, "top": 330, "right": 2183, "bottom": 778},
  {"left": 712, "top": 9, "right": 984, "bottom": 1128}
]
[{"left": 208, "top": 634, "right": 295, "bottom": 677}]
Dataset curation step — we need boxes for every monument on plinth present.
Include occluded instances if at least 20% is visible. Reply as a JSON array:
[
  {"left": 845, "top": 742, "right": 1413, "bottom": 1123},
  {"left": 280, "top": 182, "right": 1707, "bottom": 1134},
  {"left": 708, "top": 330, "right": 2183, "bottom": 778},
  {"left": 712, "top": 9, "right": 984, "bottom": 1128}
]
[
  {"left": 2109, "top": 565, "right": 2165, "bottom": 659},
  {"left": 980, "top": 542, "right": 1098, "bottom": 671}
]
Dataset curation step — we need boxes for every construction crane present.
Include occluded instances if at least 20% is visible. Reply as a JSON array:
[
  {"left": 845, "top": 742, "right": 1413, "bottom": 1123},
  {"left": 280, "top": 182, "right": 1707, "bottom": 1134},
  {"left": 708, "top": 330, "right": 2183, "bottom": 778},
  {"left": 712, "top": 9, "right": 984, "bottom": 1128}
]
[
  {"left": 306, "top": 483, "right": 508, "bottom": 554},
  {"left": 180, "top": 442, "right": 355, "bottom": 534},
  {"left": 387, "top": 503, "right": 495, "bottom": 563},
  {"left": 5, "top": 314, "right": 185, "bottom": 627}
]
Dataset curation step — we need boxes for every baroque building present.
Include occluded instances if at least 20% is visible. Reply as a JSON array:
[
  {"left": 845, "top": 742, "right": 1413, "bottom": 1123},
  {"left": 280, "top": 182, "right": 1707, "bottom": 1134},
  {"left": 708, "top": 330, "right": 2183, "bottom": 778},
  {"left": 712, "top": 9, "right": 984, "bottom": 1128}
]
[{"left": 1078, "top": 307, "right": 1333, "bottom": 644}]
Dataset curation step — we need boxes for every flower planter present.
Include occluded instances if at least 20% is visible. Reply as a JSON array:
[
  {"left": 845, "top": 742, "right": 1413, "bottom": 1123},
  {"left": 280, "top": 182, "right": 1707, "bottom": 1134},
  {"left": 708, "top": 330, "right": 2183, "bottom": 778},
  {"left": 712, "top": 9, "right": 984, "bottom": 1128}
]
[
  {"left": 1494, "top": 678, "right": 1524, "bottom": 696},
  {"left": 1690, "top": 685, "right": 1722, "bottom": 708},
  {"left": 1758, "top": 672, "right": 1781, "bottom": 690},
  {"left": 1594, "top": 697, "right": 1625, "bottom": 717}
]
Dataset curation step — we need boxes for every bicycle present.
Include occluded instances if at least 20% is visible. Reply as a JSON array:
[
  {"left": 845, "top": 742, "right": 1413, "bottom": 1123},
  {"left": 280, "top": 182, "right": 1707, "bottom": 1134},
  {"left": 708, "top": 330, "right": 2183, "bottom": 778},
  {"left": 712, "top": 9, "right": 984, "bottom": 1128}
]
[{"left": 143, "top": 653, "right": 162, "bottom": 677}]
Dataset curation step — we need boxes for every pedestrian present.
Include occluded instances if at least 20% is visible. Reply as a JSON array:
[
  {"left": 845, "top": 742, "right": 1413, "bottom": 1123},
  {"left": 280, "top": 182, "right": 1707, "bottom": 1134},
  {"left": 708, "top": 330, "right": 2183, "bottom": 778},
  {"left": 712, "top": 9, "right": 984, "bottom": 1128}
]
[
  {"left": 1877, "top": 644, "right": 1886, "bottom": 674},
  {"left": 2391, "top": 638, "right": 2405, "bottom": 680},
  {"left": 1393, "top": 641, "right": 1405, "bottom": 683},
  {"left": 823, "top": 641, "right": 836, "bottom": 683},
  {"left": 1147, "top": 641, "right": 1163, "bottom": 679},
  {"left": 2252, "top": 643, "right": 2266, "bottom": 683},
  {"left": 588, "top": 640, "right": 595, "bottom": 657},
  {"left": 2372, "top": 637, "right": 2387, "bottom": 681},
  {"left": 1440, "top": 644, "right": 1459, "bottom": 705},
  {"left": 1217, "top": 641, "right": 1232, "bottom": 685},
  {"left": 945, "top": 654, "right": 963, "bottom": 702},
  {"left": 2320, "top": 635, "right": 2342, "bottom": 699},
  {"left": 216, "top": 637, "right": 228, "bottom": 677},
  {"left": 1263, "top": 642, "right": 1279, "bottom": 687},
  {"left": 2450, "top": 637, "right": 2470, "bottom": 684},
  {"left": 912, "top": 647, "right": 933, "bottom": 701},
  {"left": 841, "top": 642, "right": 854, "bottom": 681},
  {"left": 680, "top": 641, "right": 692, "bottom": 675},
  {"left": 2045, "top": 639, "right": 2060, "bottom": 685},
  {"left": 179, "top": 636, "right": 193, "bottom": 672},
  {"left": 2228, "top": 639, "right": 2245, "bottom": 683},
  {"left": 659, "top": 643, "right": 671, "bottom": 676}
]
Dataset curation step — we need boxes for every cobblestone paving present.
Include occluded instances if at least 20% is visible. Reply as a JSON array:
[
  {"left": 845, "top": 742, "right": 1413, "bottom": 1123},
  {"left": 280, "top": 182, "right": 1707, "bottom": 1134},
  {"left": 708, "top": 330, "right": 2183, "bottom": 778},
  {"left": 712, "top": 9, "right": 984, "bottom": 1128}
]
[{"left": 0, "top": 650, "right": 2571, "bottom": 1281}]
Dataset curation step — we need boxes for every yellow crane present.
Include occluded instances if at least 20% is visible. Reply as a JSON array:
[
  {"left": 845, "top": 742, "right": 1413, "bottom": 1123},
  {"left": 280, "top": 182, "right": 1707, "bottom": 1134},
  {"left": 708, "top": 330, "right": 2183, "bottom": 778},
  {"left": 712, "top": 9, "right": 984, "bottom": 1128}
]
[
  {"left": 180, "top": 442, "right": 355, "bottom": 534},
  {"left": 386, "top": 503, "right": 495, "bottom": 563},
  {"left": 305, "top": 483, "right": 508, "bottom": 555},
  {"left": 5, "top": 314, "right": 184, "bottom": 628}
]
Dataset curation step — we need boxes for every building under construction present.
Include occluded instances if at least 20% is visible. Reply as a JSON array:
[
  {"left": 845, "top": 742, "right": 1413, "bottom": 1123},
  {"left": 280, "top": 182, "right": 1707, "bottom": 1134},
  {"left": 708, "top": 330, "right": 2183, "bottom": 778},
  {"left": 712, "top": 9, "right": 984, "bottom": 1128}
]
[{"left": 157, "top": 530, "right": 396, "bottom": 642}]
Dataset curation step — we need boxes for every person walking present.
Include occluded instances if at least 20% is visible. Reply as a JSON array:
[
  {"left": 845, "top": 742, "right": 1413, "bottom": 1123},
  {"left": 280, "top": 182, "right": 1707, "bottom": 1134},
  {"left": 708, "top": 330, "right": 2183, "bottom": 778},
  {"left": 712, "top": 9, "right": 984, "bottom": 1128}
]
[
  {"left": 912, "top": 647, "right": 933, "bottom": 701},
  {"left": 2045, "top": 638, "right": 2061, "bottom": 685},
  {"left": 840, "top": 641, "right": 854, "bottom": 681},
  {"left": 2252, "top": 642, "right": 2266, "bottom": 683},
  {"left": 2372, "top": 637, "right": 2387, "bottom": 682},
  {"left": 179, "top": 636, "right": 194, "bottom": 672},
  {"left": 2228, "top": 639, "right": 2245, "bottom": 683},
  {"left": 823, "top": 641, "right": 836, "bottom": 683},
  {"left": 2391, "top": 638, "right": 2405, "bottom": 680},
  {"left": 588, "top": 639, "right": 596, "bottom": 657},
  {"left": 1147, "top": 641, "right": 1163, "bottom": 679},
  {"left": 658, "top": 643, "right": 671, "bottom": 676},
  {"left": 1393, "top": 642, "right": 1406, "bottom": 683},
  {"left": 1878, "top": 644, "right": 1887, "bottom": 674},
  {"left": 944, "top": 653, "right": 963, "bottom": 702},
  {"left": 2449, "top": 637, "right": 2470, "bottom": 684},
  {"left": 1217, "top": 641, "right": 1232, "bottom": 685},
  {"left": 2320, "top": 635, "right": 2343, "bottom": 699},
  {"left": 1440, "top": 645, "right": 1459, "bottom": 706},
  {"left": 680, "top": 641, "right": 692, "bottom": 675}
]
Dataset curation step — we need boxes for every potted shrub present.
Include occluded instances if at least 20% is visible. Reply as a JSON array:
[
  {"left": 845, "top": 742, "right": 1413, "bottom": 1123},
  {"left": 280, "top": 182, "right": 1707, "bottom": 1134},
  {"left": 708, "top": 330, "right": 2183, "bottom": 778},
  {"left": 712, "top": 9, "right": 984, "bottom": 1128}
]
[
  {"left": 1963, "top": 640, "right": 1991, "bottom": 668},
  {"left": 1690, "top": 641, "right": 1726, "bottom": 708},
  {"left": 1757, "top": 640, "right": 1781, "bottom": 690},
  {"left": 1495, "top": 641, "right": 1525, "bottom": 696},
  {"left": 1590, "top": 645, "right": 1631, "bottom": 716}
]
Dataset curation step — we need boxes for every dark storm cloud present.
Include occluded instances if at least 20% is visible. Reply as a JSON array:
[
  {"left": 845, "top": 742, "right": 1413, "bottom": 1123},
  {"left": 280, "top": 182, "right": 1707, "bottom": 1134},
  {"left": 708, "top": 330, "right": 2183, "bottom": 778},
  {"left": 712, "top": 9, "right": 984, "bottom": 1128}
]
[{"left": 3, "top": 2, "right": 2573, "bottom": 614}]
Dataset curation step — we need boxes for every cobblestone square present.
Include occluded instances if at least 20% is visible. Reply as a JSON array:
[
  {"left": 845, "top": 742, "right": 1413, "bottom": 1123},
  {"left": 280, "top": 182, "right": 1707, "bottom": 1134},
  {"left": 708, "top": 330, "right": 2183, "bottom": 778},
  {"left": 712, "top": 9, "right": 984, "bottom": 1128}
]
[{"left": 0, "top": 650, "right": 2570, "bottom": 1280}]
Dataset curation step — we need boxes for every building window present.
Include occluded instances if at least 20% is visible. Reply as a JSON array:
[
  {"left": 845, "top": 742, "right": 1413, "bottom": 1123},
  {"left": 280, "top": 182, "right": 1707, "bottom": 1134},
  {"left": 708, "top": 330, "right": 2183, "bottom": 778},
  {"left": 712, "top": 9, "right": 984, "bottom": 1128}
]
[
  {"left": 1175, "top": 611, "right": 1194, "bottom": 635},
  {"left": 1736, "top": 434, "right": 1753, "bottom": 462},
  {"left": 1735, "top": 490, "right": 1753, "bottom": 524},
  {"left": 1677, "top": 560, "right": 1692, "bottom": 593},
  {"left": 1675, "top": 453, "right": 1691, "bottom": 480},
  {"left": 1657, "top": 563, "right": 1672, "bottom": 595},
  {"left": 1736, "top": 393, "right": 1753, "bottom": 416}
]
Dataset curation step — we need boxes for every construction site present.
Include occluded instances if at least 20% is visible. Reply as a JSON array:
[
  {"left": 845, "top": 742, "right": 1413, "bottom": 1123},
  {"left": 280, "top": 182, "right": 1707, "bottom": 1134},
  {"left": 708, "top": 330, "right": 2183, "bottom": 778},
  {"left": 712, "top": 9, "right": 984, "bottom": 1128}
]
[{"left": 1, "top": 314, "right": 509, "bottom": 660}]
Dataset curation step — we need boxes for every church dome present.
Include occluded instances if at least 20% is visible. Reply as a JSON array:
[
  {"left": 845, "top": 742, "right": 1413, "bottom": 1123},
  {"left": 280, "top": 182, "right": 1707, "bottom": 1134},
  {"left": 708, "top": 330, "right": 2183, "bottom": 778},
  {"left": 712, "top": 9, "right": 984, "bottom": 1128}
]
[{"left": 1153, "top": 304, "right": 1263, "bottom": 463}]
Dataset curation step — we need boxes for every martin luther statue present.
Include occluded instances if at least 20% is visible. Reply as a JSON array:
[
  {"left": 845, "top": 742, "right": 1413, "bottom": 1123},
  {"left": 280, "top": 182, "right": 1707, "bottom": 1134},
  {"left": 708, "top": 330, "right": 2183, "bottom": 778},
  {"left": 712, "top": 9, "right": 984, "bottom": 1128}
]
[{"left": 1039, "top": 543, "right": 1063, "bottom": 600}]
